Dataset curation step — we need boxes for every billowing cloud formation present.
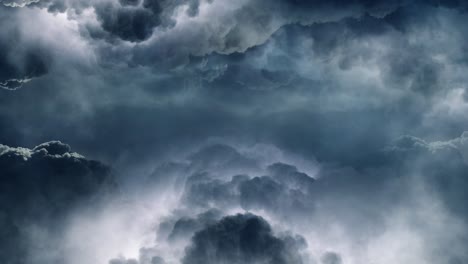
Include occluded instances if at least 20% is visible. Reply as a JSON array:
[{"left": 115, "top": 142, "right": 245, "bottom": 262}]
[
  {"left": 0, "top": 0, "right": 418, "bottom": 72},
  {"left": 2, "top": 0, "right": 468, "bottom": 170},
  {"left": 181, "top": 167, "right": 315, "bottom": 221},
  {"left": 8, "top": 0, "right": 462, "bottom": 73},
  {"left": 105, "top": 137, "right": 468, "bottom": 264},
  {"left": 92, "top": 0, "right": 184, "bottom": 42},
  {"left": 2, "top": 1, "right": 468, "bottom": 264},
  {"left": 183, "top": 213, "right": 306, "bottom": 264},
  {"left": 108, "top": 212, "right": 306, "bottom": 264},
  {"left": 2, "top": 137, "right": 468, "bottom": 264}
]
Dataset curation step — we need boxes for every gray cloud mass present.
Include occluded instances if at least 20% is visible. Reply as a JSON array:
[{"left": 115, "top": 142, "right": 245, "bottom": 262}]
[{"left": 1, "top": 1, "right": 468, "bottom": 264}]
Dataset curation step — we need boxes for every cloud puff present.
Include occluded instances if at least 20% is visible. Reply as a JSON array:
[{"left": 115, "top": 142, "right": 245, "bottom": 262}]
[
  {"left": 182, "top": 213, "right": 306, "bottom": 264},
  {"left": 179, "top": 145, "right": 316, "bottom": 220},
  {"left": 93, "top": 0, "right": 163, "bottom": 42}
]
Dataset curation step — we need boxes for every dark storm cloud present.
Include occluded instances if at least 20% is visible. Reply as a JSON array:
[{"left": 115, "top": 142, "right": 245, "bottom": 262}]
[
  {"left": 92, "top": 0, "right": 203, "bottom": 42},
  {"left": 2, "top": 1, "right": 468, "bottom": 263},
  {"left": 103, "top": 144, "right": 316, "bottom": 263},
  {"left": 4, "top": 0, "right": 203, "bottom": 44},
  {"left": 182, "top": 213, "right": 306, "bottom": 264},
  {"left": 122, "top": 0, "right": 468, "bottom": 70},
  {"left": 1, "top": 0, "right": 467, "bottom": 163},
  {"left": 2, "top": 0, "right": 468, "bottom": 77},
  {"left": 194, "top": 8, "right": 442, "bottom": 96},
  {"left": 102, "top": 132, "right": 468, "bottom": 264},
  {"left": 94, "top": 2, "right": 161, "bottom": 42},
  {"left": 0, "top": 0, "right": 405, "bottom": 70},
  {"left": 164, "top": 142, "right": 387, "bottom": 236},
  {"left": 0, "top": 140, "right": 115, "bottom": 218},
  {"left": 160, "top": 4, "right": 468, "bottom": 163},
  {"left": 177, "top": 140, "right": 468, "bottom": 263},
  {"left": 128, "top": 0, "right": 403, "bottom": 68},
  {"left": 0, "top": 141, "right": 115, "bottom": 264},
  {"left": 109, "top": 212, "right": 305, "bottom": 264}
]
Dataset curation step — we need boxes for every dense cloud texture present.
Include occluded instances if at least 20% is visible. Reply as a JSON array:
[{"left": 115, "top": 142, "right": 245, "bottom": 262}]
[
  {"left": 1, "top": 0, "right": 468, "bottom": 264},
  {"left": 182, "top": 213, "right": 305, "bottom": 264}
]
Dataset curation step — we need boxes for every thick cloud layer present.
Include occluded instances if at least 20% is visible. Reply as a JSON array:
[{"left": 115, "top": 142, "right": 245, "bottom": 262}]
[
  {"left": 95, "top": 137, "right": 468, "bottom": 264},
  {"left": 2, "top": 1, "right": 468, "bottom": 264},
  {"left": 2, "top": 1, "right": 468, "bottom": 168}
]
